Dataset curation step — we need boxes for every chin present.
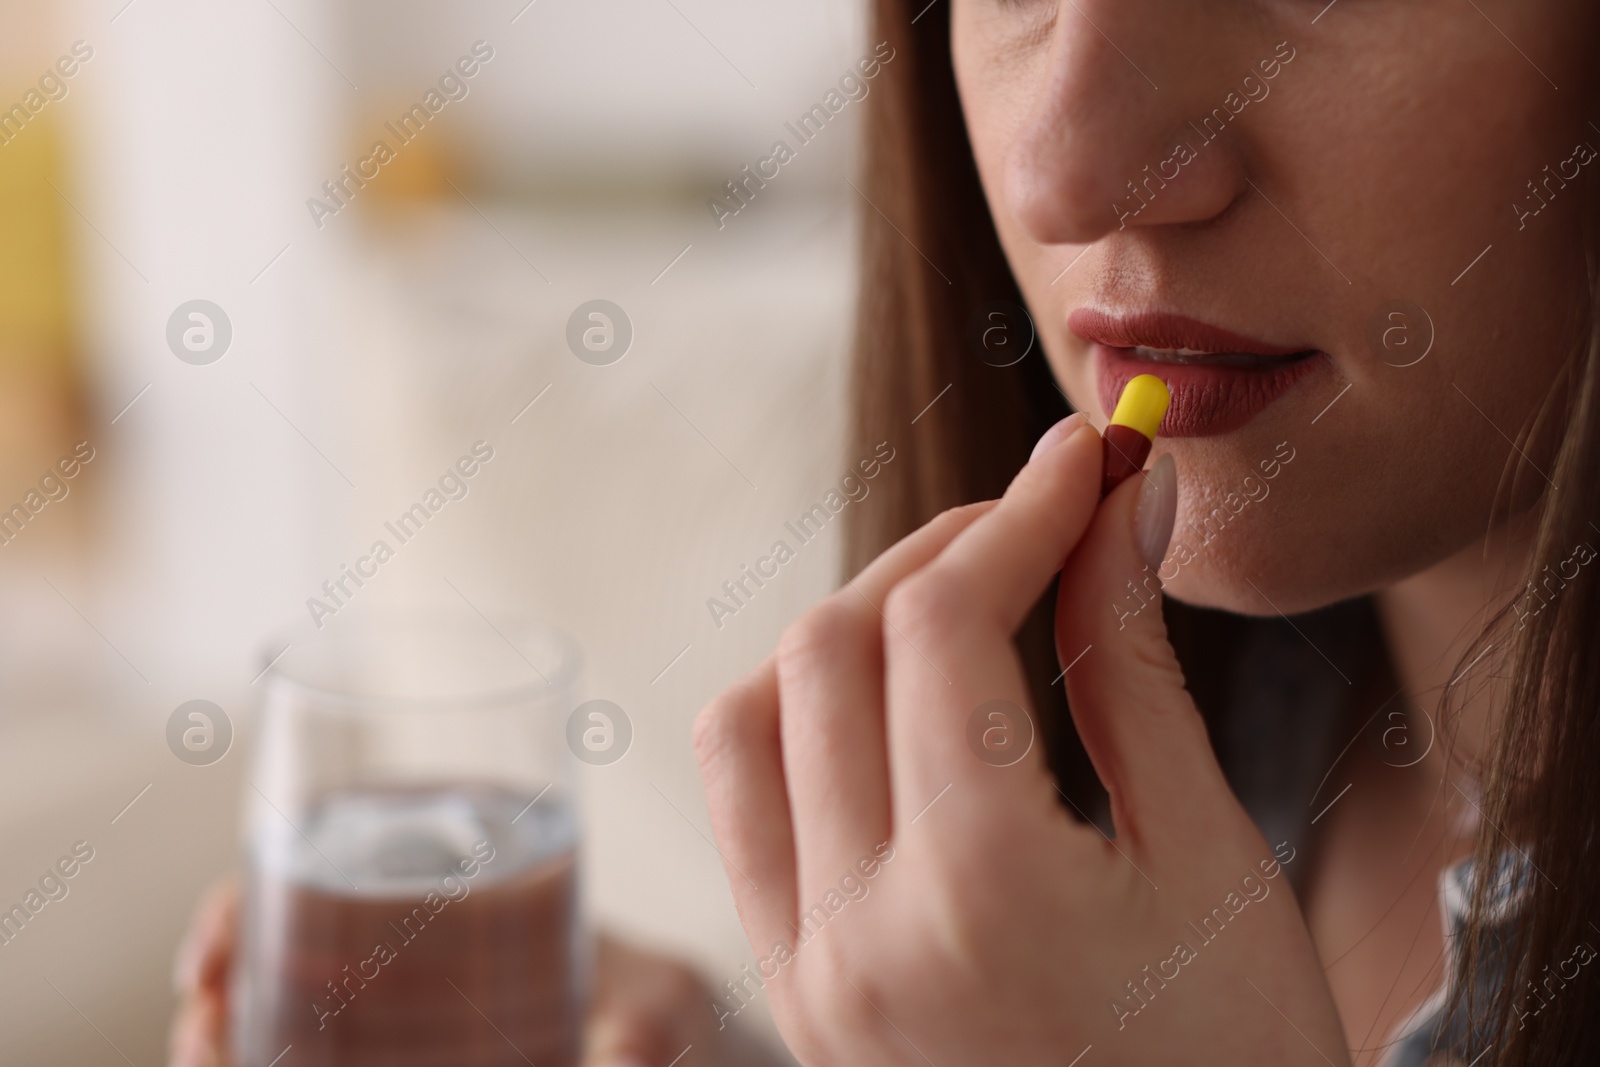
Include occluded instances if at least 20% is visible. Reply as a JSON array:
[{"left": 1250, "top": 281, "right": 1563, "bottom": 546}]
[
  {"left": 1160, "top": 570, "right": 1289, "bottom": 618},
  {"left": 1153, "top": 503, "right": 1359, "bottom": 619},
  {"left": 1161, "top": 563, "right": 1367, "bottom": 620}
]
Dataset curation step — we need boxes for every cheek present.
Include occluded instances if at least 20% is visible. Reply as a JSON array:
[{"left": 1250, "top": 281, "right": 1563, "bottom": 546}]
[
  {"left": 1161, "top": 374, "right": 1542, "bottom": 616},
  {"left": 1147, "top": 33, "right": 1583, "bottom": 610},
  {"left": 955, "top": 0, "right": 1589, "bottom": 611},
  {"left": 1040, "top": 341, "right": 1096, "bottom": 419},
  {"left": 950, "top": 28, "right": 1010, "bottom": 202},
  {"left": 950, "top": 4, "right": 1106, "bottom": 419},
  {"left": 951, "top": 5, "right": 1058, "bottom": 288}
]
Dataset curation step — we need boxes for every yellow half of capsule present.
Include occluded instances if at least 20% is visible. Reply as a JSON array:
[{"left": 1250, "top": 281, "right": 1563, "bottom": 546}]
[{"left": 1109, "top": 374, "right": 1171, "bottom": 441}]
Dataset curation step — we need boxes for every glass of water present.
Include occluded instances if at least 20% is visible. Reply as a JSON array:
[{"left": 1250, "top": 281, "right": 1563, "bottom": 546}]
[{"left": 232, "top": 607, "right": 586, "bottom": 1067}]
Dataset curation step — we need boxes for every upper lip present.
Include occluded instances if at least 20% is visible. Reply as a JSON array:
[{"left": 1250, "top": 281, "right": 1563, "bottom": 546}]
[{"left": 1068, "top": 308, "right": 1310, "bottom": 357}]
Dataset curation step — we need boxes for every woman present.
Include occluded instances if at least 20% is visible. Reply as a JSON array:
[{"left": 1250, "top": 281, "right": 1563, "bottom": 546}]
[
  {"left": 177, "top": 0, "right": 1599, "bottom": 1064},
  {"left": 693, "top": 0, "right": 1599, "bottom": 1064}
]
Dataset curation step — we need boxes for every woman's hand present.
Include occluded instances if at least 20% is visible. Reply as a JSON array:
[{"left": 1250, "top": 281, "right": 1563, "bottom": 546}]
[
  {"left": 169, "top": 880, "right": 770, "bottom": 1067},
  {"left": 692, "top": 417, "right": 1349, "bottom": 1066}
]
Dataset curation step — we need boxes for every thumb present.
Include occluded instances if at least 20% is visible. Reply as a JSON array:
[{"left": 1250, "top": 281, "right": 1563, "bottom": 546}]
[{"left": 1054, "top": 453, "right": 1235, "bottom": 850}]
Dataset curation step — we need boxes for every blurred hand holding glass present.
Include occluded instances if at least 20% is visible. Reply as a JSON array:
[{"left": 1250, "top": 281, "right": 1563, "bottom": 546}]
[{"left": 233, "top": 609, "right": 585, "bottom": 1067}]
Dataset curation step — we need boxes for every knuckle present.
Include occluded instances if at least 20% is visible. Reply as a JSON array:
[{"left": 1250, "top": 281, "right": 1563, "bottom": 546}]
[
  {"left": 1126, "top": 630, "right": 1190, "bottom": 695},
  {"left": 692, "top": 688, "right": 762, "bottom": 772},
  {"left": 883, "top": 568, "right": 968, "bottom": 643},
  {"left": 928, "top": 500, "right": 990, "bottom": 535},
  {"left": 803, "top": 958, "right": 885, "bottom": 1034},
  {"left": 777, "top": 597, "right": 868, "bottom": 675}
]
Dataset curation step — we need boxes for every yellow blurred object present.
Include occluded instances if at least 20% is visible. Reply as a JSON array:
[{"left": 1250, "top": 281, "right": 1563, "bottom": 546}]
[
  {"left": 350, "top": 103, "right": 459, "bottom": 210},
  {"left": 364, "top": 124, "right": 454, "bottom": 203},
  {"left": 0, "top": 108, "right": 85, "bottom": 499},
  {"left": 0, "top": 111, "right": 74, "bottom": 360}
]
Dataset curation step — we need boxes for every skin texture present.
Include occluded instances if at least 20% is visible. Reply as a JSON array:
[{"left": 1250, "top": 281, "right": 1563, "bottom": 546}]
[
  {"left": 693, "top": 2, "right": 1598, "bottom": 1065},
  {"left": 946, "top": 1, "right": 1595, "bottom": 1058},
  {"left": 696, "top": 429, "right": 1349, "bottom": 1065},
  {"left": 953, "top": 0, "right": 1594, "bottom": 616}
]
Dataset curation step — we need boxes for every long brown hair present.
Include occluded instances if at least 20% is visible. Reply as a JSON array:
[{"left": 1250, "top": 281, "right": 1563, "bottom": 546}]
[{"left": 843, "top": 2, "right": 1600, "bottom": 1064}]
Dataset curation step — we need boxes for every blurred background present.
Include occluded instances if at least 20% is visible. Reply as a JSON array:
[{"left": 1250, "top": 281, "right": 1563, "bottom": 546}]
[{"left": 0, "top": 0, "right": 871, "bottom": 1061}]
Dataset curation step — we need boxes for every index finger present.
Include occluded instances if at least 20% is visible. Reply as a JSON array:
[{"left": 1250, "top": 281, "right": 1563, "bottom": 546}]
[
  {"left": 918, "top": 418, "right": 1102, "bottom": 633},
  {"left": 880, "top": 420, "right": 1104, "bottom": 820}
]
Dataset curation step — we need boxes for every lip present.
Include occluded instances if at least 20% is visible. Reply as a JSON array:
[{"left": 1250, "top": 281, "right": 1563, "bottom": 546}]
[{"left": 1069, "top": 308, "right": 1323, "bottom": 437}]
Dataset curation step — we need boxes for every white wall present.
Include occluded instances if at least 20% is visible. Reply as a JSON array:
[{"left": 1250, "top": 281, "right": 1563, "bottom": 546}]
[
  {"left": 0, "top": 1, "right": 872, "bottom": 1063},
  {"left": 342, "top": 0, "right": 866, "bottom": 190}
]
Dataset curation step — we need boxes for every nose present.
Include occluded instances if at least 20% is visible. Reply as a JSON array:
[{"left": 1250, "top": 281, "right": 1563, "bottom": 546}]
[{"left": 1004, "top": 3, "right": 1249, "bottom": 246}]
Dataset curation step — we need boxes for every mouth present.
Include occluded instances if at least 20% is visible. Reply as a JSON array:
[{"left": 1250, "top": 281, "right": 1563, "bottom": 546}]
[{"left": 1069, "top": 308, "right": 1325, "bottom": 437}]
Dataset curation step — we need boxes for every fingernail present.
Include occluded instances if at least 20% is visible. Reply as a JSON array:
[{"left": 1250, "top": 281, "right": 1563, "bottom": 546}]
[
  {"left": 1133, "top": 453, "right": 1177, "bottom": 571},
  {"left": 1029, "top": 412, "right": 1090, "bottom": 463}
]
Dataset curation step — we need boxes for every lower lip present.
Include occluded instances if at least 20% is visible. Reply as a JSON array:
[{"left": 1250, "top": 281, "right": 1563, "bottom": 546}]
[{"left": 1094, "top": 344, "right": 1324, "bottom": 437}]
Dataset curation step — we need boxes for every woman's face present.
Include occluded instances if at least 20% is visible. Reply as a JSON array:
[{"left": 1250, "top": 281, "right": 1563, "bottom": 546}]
[{"left": 952, "top": 0, "right": 1595, "bottom": 614}]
